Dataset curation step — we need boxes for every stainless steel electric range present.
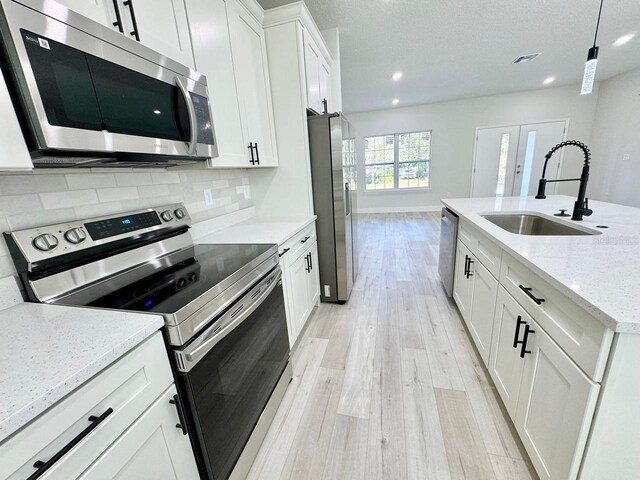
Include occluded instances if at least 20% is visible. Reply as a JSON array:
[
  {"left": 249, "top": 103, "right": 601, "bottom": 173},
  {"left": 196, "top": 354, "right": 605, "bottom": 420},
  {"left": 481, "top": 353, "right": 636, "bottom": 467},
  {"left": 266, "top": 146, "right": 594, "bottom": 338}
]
[{"left": 4, "top": 204, "right": 292, "bottom": 480}]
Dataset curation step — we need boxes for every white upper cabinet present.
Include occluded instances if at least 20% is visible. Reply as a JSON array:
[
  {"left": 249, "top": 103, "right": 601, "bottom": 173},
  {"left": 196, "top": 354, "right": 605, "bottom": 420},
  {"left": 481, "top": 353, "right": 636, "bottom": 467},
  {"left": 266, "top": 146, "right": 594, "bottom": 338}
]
[
  {"left": 52, "top": 0, "right": 121, "bottom": 30},
  {"left": 186, "top": 0, "right": 247, "bottom": 168},
  {"left": 119, "top": 0, "right": 195, "bottom": 67},
  {"left": 228, "top": 0, "right": 278, "bottom": 167},
  {"left": 303, "top": 33, "right": 331, "bottom": 113},
  {"left": 0, "top": 65, "right": 33, "bottom": 170},
  {"left": 53, "top": 0, "right": 194, "bottom": 67}
]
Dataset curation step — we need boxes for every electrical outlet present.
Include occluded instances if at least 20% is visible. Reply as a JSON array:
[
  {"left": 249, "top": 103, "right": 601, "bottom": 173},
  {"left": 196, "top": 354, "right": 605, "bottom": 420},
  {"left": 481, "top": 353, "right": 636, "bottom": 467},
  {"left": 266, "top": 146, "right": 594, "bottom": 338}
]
[
  {"left": 204, "top": 189, "right": 213, "bottom": 206},
  {"left": 324, "top": 285, "right": 331, "bottom": 297}
]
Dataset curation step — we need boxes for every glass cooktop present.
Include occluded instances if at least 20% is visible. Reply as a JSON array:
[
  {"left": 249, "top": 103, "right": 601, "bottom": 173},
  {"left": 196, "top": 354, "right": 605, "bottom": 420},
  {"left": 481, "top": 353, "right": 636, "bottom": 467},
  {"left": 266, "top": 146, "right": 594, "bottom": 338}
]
[{"left": 86, "top": 243, "right": 275, "bottom": 315}]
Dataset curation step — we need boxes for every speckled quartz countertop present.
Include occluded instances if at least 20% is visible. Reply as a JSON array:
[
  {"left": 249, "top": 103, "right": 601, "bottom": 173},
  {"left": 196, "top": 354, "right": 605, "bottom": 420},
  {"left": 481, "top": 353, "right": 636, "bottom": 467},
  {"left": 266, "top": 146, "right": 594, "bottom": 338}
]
[
  {"left": 195, "top": 215, "right": 317, "bottom": 245},
  {"left": 0, "top": 303, "right": 164, "bottom": 443},
  {"left": 442, "top": 195, "right": 640, "bottom": 334}
]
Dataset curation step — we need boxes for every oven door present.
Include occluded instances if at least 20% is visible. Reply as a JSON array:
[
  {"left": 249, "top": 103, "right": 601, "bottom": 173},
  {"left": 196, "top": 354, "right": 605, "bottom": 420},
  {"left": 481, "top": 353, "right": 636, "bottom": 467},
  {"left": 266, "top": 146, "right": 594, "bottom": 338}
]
[
  {"left": 1, "top": 0, "right": 217, "bottom": 159},
  {"left": 174, "top": 266, "right": 290, "bottom": 480}
]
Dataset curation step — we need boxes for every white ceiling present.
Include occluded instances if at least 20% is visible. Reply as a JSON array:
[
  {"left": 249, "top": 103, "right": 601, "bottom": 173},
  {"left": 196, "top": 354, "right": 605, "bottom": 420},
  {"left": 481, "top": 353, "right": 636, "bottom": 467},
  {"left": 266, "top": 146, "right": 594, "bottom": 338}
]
[{"left": 257, "top": 0, "right": 640, "bottom": 113}]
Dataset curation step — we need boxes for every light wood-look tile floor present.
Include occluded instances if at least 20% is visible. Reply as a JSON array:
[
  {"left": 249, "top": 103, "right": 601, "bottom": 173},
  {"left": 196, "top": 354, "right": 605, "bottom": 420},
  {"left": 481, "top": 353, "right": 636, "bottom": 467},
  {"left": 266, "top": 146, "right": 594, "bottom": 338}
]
[{"left": 247, "top": 213, "right": 538, "bottom": 480}]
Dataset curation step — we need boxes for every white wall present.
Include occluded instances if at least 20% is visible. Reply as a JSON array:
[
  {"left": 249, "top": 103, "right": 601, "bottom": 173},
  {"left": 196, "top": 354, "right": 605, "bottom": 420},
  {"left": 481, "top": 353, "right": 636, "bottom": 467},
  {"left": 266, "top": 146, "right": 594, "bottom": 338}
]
[
  {"left": 347, "top": 84, "right": 599, "bottom": 212},
  {"left": 588, "top": 67, "right": 640, "bottom": 207}
]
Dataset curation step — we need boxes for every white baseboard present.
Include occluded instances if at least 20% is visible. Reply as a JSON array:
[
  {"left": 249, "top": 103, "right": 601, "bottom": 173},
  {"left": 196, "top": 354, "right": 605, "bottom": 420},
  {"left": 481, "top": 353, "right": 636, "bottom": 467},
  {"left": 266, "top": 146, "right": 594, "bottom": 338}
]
[{"left": 355, "top": 205, "right": 441, "bottom": 214}]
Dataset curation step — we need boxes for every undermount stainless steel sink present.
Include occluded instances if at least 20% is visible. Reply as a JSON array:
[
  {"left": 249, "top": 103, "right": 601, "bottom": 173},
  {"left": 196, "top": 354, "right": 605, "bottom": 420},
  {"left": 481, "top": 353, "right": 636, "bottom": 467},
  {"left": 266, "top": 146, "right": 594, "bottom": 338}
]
[{"left": 481, "top": 213, "right": 601, "bottom": 236}]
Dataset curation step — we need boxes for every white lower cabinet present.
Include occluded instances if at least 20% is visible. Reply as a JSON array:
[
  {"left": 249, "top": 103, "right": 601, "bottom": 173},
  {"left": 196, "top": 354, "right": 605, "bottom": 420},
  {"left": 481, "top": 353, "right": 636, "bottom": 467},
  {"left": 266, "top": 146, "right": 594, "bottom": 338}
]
[
  {"left": 79, "top": 385, "right": 199, "bottom": 480},
  {"left": 514, "top": 318, "right": 600, "bottom": 480},
  {"left": 489, "top": 286, "right": 531, "bottom": 418},
  {"left": 466, "top": 260, "right": 498, "bottom": 365},
  {"left": 285, "top": 240, "right": 319, "bottom": 346},
  {"left": 452, "top": 240, "right": 474, "bottom": 322}
]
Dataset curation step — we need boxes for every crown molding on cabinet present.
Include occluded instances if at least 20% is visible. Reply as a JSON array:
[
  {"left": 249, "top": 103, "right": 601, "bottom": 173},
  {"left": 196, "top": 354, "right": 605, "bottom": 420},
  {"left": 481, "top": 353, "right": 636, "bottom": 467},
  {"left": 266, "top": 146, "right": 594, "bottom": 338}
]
[
  {"left": 233, "top": 0, "right": 265, "bottom": 24},
  {"left": 262, "top": 1, "right": 333, "bottom": 66}
]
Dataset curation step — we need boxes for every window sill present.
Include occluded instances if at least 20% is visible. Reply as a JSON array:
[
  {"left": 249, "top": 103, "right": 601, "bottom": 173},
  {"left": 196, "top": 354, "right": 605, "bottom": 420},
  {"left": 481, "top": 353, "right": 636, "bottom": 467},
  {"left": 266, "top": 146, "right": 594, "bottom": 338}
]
[{"left": 362, "top": 187, "right": 433, "bottom": 194}]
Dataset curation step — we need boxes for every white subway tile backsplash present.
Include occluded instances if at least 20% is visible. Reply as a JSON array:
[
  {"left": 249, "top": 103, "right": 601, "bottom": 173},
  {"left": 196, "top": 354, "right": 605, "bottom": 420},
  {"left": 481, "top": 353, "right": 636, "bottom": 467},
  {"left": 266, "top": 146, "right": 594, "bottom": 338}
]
[
  {"left": 39, "top": 189, "right": 98, "bottom": 209},
  {"left": 66, "top": 173, "right": 116, "bottom": 190},
  {"left": 97, "top": 187, "right": 139, "bottom": 203},
  {"left": 115, "top": 172, "right": 153, "bottom": 187},
  {"left": 0, "top": 168, "right": 252, "bottom": 279}
]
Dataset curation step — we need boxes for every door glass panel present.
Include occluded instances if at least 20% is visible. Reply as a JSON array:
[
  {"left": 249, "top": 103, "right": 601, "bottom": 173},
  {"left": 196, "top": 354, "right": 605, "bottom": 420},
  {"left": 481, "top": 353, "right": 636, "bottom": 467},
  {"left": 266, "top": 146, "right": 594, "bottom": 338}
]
[
  {"left": 21, "top": 30, "right": 103, "bottom": 130},
  {"left": 496, "top": 133, "right": 510, "bottom": 196},
  {"left": 86, "top": 55, "right": 190, "bottom": 141},
  {"left": 519, "top": 131, "right": 537, "bottom": 195},
  {"left": 183, "top": 282, "right": 289, "bottom": 480}
]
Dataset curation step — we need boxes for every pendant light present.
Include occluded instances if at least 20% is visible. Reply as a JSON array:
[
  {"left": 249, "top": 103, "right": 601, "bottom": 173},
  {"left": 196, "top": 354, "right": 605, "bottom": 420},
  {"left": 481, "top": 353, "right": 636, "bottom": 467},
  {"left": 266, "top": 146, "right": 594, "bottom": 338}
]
[{"left": 581, "top": 0, "right": 604, "bottom": 95}]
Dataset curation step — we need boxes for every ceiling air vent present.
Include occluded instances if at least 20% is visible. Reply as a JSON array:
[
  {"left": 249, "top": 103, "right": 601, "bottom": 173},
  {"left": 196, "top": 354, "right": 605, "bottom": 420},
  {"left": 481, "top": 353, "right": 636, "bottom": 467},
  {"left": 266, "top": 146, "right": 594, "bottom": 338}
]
[{"left": 513, "top": 53, "right": 542, "bottom": 64}]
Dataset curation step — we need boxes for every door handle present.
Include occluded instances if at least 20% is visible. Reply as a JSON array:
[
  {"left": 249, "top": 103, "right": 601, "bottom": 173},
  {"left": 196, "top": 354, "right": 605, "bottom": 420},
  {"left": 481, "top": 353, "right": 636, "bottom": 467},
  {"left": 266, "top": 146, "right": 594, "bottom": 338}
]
[
  {"left": 169, "top": 394, "right": 188, "bottom": 435},
  {"left": 305, "top": 253, "right": 311, "bottom": 272},
  {"left": 175, "top": 77, "right": 197, "bottom": 155},
  {"left": 248, "top": 143, "right": 255, "bottom": 165},
  {"left": 308, "top": 252, "right": 313, "bottom": 271},
  {"left": 111, "top": 0, "right": 124, "bottom": 32},
  {"left": 278, "top": 248, "right": 290, "bottom": 257},
  {"left": 253, "top": 143, "right": 260, "bottom": 165},
  {"left": 122, "top": 0, "right": 140, "bottom": 41},
  {"left": 513, "top": 315, "right": 527, "bottom": 348},
  {"left": 520, "top": 324, "right": 535, "bottom": 358},
  {"left": 463, "top": 255, "right": 469, "bottom": 276},
  {"left": 466, "top": 258, "right": 474, "bottom": 279},
  {"left": 322, "top": 98, "right": 328, "bottom": 114},
  {"left": 301, "top": 236, "right": 311, "bottom": 244}
]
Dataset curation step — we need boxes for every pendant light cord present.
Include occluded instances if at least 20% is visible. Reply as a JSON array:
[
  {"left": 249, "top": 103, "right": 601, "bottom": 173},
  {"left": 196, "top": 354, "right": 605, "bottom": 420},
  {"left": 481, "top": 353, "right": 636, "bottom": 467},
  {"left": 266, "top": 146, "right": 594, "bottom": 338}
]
[{"left": 593, "top": 0, "right": 604, "bottom": 47}]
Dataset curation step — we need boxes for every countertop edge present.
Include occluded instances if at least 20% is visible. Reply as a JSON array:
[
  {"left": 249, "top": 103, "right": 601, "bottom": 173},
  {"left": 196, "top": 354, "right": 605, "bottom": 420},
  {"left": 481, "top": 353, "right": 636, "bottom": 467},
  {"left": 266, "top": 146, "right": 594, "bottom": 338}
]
[
  {"left": 196, "top": 215, "right": 317, "bottom": 246},
  {"left": 441, "top": 200, "right": 634, "bottom": 334}
]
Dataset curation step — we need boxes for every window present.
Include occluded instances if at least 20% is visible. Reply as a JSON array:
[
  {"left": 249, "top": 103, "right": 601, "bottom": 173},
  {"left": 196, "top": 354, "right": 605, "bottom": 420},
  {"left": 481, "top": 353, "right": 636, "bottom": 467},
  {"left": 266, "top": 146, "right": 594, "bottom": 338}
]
[{"left": 364, "top": 131, "right": 431, "bottom": 190}]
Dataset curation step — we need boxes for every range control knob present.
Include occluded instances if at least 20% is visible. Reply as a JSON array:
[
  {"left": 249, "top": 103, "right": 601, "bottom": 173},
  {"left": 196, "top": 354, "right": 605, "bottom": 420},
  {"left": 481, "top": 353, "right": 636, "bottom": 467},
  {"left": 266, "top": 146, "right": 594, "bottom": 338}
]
[
  {"left": 174, "top": 208, "right": 186, "bottom": 219},
  {"left": 33, "top": 233, "right": 59, "bottom": 252},
  {"left": 64, "top": 228, "right": 87, "bottom": 245},
  {"left": 160, "top": 210, "right": 174, "bottom": 222}
]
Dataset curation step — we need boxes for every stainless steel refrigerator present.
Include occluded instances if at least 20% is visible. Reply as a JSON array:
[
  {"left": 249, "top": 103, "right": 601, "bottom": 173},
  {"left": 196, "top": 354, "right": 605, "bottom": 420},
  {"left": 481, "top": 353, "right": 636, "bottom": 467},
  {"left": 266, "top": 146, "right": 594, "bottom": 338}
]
[{"left": 308, "top": 113, "right": 358, "bottom": 303}]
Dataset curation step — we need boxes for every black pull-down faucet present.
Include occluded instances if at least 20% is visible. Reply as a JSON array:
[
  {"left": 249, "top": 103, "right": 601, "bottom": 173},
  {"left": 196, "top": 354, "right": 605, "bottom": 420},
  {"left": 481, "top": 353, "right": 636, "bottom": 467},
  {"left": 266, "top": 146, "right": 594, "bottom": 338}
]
[{"left": 535, "top": 140, "right": 593, "bottom": 221}]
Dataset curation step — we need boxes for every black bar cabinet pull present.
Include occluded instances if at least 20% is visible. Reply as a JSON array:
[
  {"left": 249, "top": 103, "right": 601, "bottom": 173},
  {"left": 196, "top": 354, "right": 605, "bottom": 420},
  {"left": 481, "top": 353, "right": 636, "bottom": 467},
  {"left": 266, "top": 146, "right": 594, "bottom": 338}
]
[
  {"left": 463, "top": 255, "right": 470, "bottom": 276},
  {"left": 248, "top": 142, "right": 255, "bottom": 165},
  {"left": 169, "top": 395, "right": 188, "bottom": 435},
  {"left": 111, "top": 0, "right": 124, "bottom": 32},
  {"left": 28, "top": 408, "right": 114, "bottom": 480},
  {"left": 123, "top": 0, "right": 140, "bottom": 41},
  {"left": 322, "top": 98, "right": 328, "bottom": 114},
  {"left": 519, "top": 285, "right": 545, "bottom": 305},
  {"left": 466, "top": 258, "right": 474, "bottom": 279},
  {"left": 520, "top": 324, "right": 535, "bottom": 358},
  {"left": 253, "top": 144, "right": 260, "bottom": 165},
  {"left": 309, "top": 252, "right": 313, "bottom": 271},
  {"left": 305, "top": 253, "right": 311, "bottom": 272},
  {"left": 278, "top": 248, "right": 290, "bottom": 257},
  {"left": 513, "top": 315, "right": 527, "bottom": 348},
  {"left": 301, "top": 236, "right": 311, "bottom": 244}
]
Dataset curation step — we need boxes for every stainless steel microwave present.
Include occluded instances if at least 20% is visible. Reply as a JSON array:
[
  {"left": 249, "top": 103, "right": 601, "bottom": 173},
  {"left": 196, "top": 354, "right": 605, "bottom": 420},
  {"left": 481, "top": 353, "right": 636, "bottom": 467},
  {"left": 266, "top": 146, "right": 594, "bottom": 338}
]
[{"left": 0, "top": 0, "right": 218, "bottom": 167}]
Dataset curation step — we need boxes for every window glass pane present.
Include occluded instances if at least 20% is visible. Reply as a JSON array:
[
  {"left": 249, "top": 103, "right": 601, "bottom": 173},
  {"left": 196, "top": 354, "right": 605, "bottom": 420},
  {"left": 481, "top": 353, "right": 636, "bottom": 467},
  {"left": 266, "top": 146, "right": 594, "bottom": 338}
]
[{"left": 496, "top": 133, "right": 510, "bottom": 196}]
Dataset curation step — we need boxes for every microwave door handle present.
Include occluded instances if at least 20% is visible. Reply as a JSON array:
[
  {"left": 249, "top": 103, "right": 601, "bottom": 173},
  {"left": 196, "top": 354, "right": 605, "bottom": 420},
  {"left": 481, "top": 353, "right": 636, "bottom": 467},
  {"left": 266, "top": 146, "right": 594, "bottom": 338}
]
[{"left": 175, "top": 77, "right": 197, "bottom": 155}]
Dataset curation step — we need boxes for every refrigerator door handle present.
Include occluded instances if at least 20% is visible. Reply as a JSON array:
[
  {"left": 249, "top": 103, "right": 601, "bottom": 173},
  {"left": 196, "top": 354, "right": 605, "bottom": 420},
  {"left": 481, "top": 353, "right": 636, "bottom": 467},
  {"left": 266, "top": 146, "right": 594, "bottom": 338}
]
[{"left": 344, "top": 182, "right": 351, "bottom": 216}]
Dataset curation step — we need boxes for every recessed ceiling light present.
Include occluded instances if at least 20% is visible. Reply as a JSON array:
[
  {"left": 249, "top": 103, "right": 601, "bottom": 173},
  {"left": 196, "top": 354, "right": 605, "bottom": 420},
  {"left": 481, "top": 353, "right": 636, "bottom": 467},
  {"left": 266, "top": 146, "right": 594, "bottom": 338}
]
[
  {"left": 543, "top": 77, "right": 555, "bottom": 85},
  {"left": 613, "top": 33, "right": 635, "bottom": 46},
  {"left": 153, "top": 109, "right": 161, "bottom": 115},
  {"left": 392, "top": 98, "right": 400, "bottom": 106},
  {"left": 392, "top": 72, "right": 403, "bottom": 81},
  {"left": 513, "top": 53, "right": 541, "bottom": 64}
]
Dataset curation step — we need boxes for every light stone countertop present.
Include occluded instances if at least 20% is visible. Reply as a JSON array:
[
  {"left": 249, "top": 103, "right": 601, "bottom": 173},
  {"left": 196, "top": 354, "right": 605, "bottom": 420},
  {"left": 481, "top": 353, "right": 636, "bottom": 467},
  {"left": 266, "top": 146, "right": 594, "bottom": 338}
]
[
  {"left": 0, "top": 303, "right": 164, "bottom": 443},
  {"left": 442, "top": 195, "right": 640, "bottom": 334},
  {"left": 195, "top": 215, "right": 317, "bottom": 246}
]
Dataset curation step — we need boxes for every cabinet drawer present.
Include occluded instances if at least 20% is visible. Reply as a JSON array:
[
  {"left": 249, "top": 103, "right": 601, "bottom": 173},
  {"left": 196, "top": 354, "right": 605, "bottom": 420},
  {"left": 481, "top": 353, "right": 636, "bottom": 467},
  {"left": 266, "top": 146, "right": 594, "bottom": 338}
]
[
  {"left": 0, "top": 332, "right": 172, "bottom": 480},
  {"left": 279, "top": 223, "right": 316, "bottom": 262},
  {"left": 458, "top": 220, "right": 502, "bottom": 277},
  {"left": 500, "top": 253, "right": 613, "bottom": 381}
]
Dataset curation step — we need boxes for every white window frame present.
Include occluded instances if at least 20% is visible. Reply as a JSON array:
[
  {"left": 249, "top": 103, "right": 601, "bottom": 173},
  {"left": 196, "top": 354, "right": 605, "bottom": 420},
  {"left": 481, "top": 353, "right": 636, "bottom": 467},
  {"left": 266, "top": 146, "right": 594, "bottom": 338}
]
[{"left": 364, "top": 130, "right": 432, "bottom": 191}]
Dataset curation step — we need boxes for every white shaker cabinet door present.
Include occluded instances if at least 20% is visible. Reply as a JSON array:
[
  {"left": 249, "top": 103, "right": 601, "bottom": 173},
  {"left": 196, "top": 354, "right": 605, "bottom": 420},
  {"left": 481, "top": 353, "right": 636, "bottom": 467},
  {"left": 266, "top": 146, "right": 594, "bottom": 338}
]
[
  {"left": 186, "top": 0, "right": 248, "bottom": 167},
  {"left": 306, "top": 242, "right": 320, "bottom": 307},
  {"left": 467, "top": 260, "right": 498, "bottom": 366},
  {"left": 515, "top": 319, "right": 600, "bottom": 480},
  {"left": 79, "top": 385, "right": 199, "bottom": 480},
  {"left": 488, "top": 286, "right": 530, "bottom": 419},
  {"left": 303, "top": 36, "right": 321, "bottom": 113},
  {"left": 53, "top": 0, "right": 121, "bottom": 31},
  {"left": 228, "top": 0, "right": 278, "bottom": 167},
  {"left": 452, "top": 240, "right": 474, "bottom": 323},
  {"left": 287, "top": 251, "right": 311, "bottom": 344},
  {"left": 319, "top": 61, "right": 331, "bottom": 113},
  {"left": 118, "top": 0, "right": 195, "bottom": 68}
]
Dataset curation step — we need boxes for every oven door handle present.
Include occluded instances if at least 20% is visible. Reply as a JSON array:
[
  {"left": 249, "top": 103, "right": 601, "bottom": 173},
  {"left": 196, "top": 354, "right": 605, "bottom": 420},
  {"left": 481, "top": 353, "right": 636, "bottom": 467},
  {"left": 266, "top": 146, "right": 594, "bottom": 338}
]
[
  {"left": 175, "top": 77, "right": 198, "bottom": 155},
  {"left": 175, "top": 267, "right": 282, "bottom": 372}
]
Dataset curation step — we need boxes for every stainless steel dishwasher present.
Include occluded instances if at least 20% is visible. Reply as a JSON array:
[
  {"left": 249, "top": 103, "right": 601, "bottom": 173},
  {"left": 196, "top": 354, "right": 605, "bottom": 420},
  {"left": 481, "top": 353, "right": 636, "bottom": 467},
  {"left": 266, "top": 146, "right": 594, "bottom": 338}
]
[{"left": 438, "top": 207, "right": 459, "bottom": 297}]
